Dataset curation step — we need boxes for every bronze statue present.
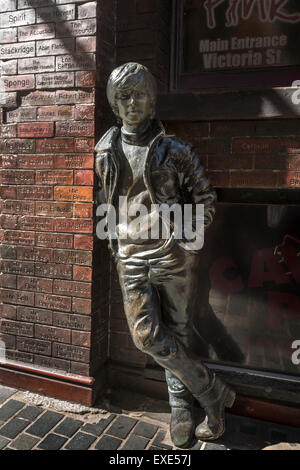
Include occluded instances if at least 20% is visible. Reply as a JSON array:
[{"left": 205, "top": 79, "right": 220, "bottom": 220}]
[{"left": 95, "top": 62, "right": 236, "bottom": 448}]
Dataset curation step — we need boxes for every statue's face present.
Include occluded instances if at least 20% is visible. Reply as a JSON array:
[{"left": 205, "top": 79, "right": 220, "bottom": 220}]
[{"left": 116, "top": 80, "right": 152, "bottom": 126}]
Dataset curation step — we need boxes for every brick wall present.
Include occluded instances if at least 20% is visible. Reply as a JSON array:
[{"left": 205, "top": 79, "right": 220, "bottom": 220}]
[{"left": 0, "top": 0, "right": 112, "bottom": 388}]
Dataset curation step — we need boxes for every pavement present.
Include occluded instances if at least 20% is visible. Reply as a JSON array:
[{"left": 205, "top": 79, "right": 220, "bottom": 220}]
[{"left": 0, "top": 384, "right": 299, "bottom": 451}]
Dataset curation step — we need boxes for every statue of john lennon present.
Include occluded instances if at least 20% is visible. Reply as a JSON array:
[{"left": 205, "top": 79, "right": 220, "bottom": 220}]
[{"left": 95, "top": 62, "right": 236, "bottom": 448}]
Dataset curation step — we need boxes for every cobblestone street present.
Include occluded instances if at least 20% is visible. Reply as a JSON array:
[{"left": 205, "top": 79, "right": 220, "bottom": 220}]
[{"left": 0, "top": 385, "right": 299, "bottom": 451}]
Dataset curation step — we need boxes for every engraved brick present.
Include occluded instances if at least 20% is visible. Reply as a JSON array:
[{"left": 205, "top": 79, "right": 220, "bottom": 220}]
[
  {"left": 18, "top": 0, "right": 53, "bottom": 8},
  {"left": 0, "top": 28, "right": 17, "bottom": 43},
  {"left": 70, "top": 362, "right": 89, "bottom": 376},
  {"left": 232, "top": 138, "right": 279, "bottom": 155},
  {"left": 0, "top": 154, "right": 17, "bottom": 168},
  {"left": 281, "top": 138, "right": 300, "bottom": 155},
  {"left": 78, "top": 2, "right": 96, "bottom": 19},
  {"left": 53, "top": 250, "right": 92, "bottom": 266},
  {"left": 278, "top": 171, "right": 300, "bottom": 187},
  {"left": 35, "top": 232, "right": 73, "bottom": 249},
  {"left": 230, "top": 171, "right": 277, "bottom": 187},
  {"left": 6, "top": 349, "right": 33, "bottom": 363},
  {"left": 17, "top": 276, "right": 53, "bottom": 294},
  {"left": 36, "top": 72, "right": 74, "bottom": 89},
  {"left": 0, "top": 245, "right": 17, "bottom": 260},
  {"left": 0, "top": 124, "right": 17, "bottom": 138},
  {"left": 53, "top": 312, "right": 91, "bottom": 330},
  {"left": 55, "top": 218, "right": 93, "bottom": 233},
  {"left": 74, "top": 170, "right": 94, "bottom": 185},
  {"left": 35, "top": 293, "right": 71, "bottom": 312},
  {"left": 36, "top": 170, "right": 73, "bottom": 185},
  {"left": 54, "top": 186, "right": 93, "bottom": 202},
  {"left": 75, "top": 71, "right": 96, "bottom": 87},
  {"left": 17, "top": 337, "right": 51, "bottom": 356},
  {"left": 72, "top": 331, "right": 91, "bottom": 347},
  {"left": 74, "top": 235, "right": 93, "bottom": 250},
  {"left": 0, "top": 9, "right": 35, "bottom": 28},
  {"left": 3, "top": 230, "right": 35, "bottom": 246},
  {"left": 74, "top": 105, "right": 95, "bottom": 121},
  {"left": 56, "top": 54, "right": 96, "bottom": 72},
  {"left": 36, "top": 138, "right": 74, "bottom": 153},
  {"left": 21, "top": 91, "right": 56, "bottom": 107},
  {"left": 56, "top": 90, "right": 94, "bottom": 105},
  {"left": 56, "top": 0, "right": 89, "bottom": 3},
  {"left": 0, "top": 139, "right": 35, "bottom": 154},
  {"left": 0, "top": 304, "right": 16, "bottom": 320},
  {"left": 7, "top": 108, "right": 37, "bottom": 123},
  {"left": 17, "top": 216, "right": 54, "bottom": 232},
  {"left": 17, "top": 307, "right": 52, "bottom": 325},
  {"left": 0, "top": 274, "right": 17, "bottom": 289},
  {"left": 0, "top": 41, "right": 35, "bottom": 59},
  {"left": 18, "top": 22, "right": 55, "bottom": 41},
  {"left": 54, "top": 153, "right": 93, "bottom": 169},
  {"left": 0, "top": 186, "right": 17, "bottom": 199},
  {"left": 76, "top": 37, "right": 96, "bottom": 53},
  {"left": 53, "top": 280, "right": 91, "bottom": 298},
  {"left": 17, "top": 186, "right": 53, "bottom": 200},
  {"left": 0, "top": 169, "right": 34, "bottom": 185},
  {"left": 0, "top": 59, "right": 17, "bottom": 75},
  {"left": 35, "top": 262, "right": 72, "bottom": 280},
  {"left": 36, "top": 38, "right": 75, "bottom": 56},
  {"left": 0, "top": 1, "right": 16, "bottom": 13},
  {"left": 0, "top": 333, "right": 16, "bottom": 349},
  {"left": 36, "top": 5, "right": 75, "bottom": 23},
  {"left": 56, "top": 19, "right": 96, "bottom": 38},
  {"left": 73, "top": 266, "right": 92, "bottom": 282},
  {"left": 0, "top": 260, "right": 34, "bottom": 276},
  {"left": 18, "top": 123, "right": 54, "bottom": 138},
  {"left": 56, "top": 121, "right": 94, "bottom": 137},
  {"left": 0, "top": 289, "right": 34, "bottom": 306},
  {"left": 34, "top": 355, "right": 70, "bottom": 371},
  {"left": 18, "top": 154, "right": 54, "bottom": 169},
  {"left": 0, "top": 92, "right": 17, "bottom": 108},
  {"left": 74, "top": 203, "right": 93, "bottom": 218},
  {"left": 53, "top": 343, "right": 89, "bottom": 363},
  {"left": 17, "top": 246, "right": 53, "bottom": 263},
  {"left": 37, "top": 105, "right": 74, "bottom": 121},
  {"left": 35, "top": 202, "right": 73, "bottom": 217},
  {"left": 2, "top": 200, "right": 34, "bottom": 215},
  {"left": 74, "top": 138, "right": 94, "bottom": 152},
  {"left": 283, "top": 155, "right": 300, "bottom": 171},
  {"left": 35, "top": 325, "right": 70, "bottom": 343},
  {"left": 0, "top": 214, "right": 17, "bottom": 229},
  {"left": 18, "top": 57, "right": 55, "bottom": 74}
]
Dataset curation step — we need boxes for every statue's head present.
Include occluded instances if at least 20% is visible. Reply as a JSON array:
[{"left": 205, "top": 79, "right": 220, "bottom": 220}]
[{"left": 106, "top": 62, "right": 157, "bottom": 125}]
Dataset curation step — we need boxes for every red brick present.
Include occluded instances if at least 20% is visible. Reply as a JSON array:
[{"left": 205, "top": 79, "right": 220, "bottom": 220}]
[
  {"left": 0, "top": 74, "right": 35, "bottom": 91},
  {"left": 76, "top": 36, "right": 96, "bottom": 53},
  {"left": 35, "top": 232, "right": 73, "bottom": 249},
  {"left": 207, "top": 171, "right": 230, "bottom": 187},
  {"left": 78, "top": 2, "right": 96, "bottom": 19},
  {"left": 74, "top": 170, "right": 94, "bottom": 186},
  {"left": 18, "top": 22, "right": 56, "bottom": 41},
  {"left": 74, "top": 105, "right": 95, "bottom": 120},
  {"left": 230, "top": 171, "right": 278, "bottom": 187},
  {"left": 254, "top": 155, "right": 282, "bottom": 170},
  {"left": 0, "top": 186, "right": 17, "bottom": 199},
  {"left": 232, "top": 138, "right": 279, "bottom": 155},
  {"left": 72, "top": 330, "right": 91, "bottom": 347},
  {"left": 35, "top": 293, "right": 71, "bottom": 312},
  {"left": 0, "top": 259, "right": 34, "bottom": 276},
  {"left": 52, "top": 342, "right": 89, "bottom": 363},
  {"left": 74, "top": 138, "right": 94, "bottom": 152},
  {"left": 36, "top": 170, "right": 73, "bottom": 185},
  {"left": 53, "top": 250, "right": 92, "bottom": 266},
  {"left": 0, "top": 288, "right": 34, "bottom": 306},
  {"left": 0, "top": 124, "right": 17, "bottom": 138},
  {"left": 3, "top": 230, "right": 35, "bottom": 246},
  {"left": 56, "top": 121, "right": 94, "bottom": 137},
  {"left": 55, "top": 218, "right": 93, "bottom": 233},
  {"left": 0, "top": 274, "right": 17, "bottom": 289},
  {"left": 34, "top": 356, "right": 70, "bottom": 372},
  {"left": 0, "top": 334, "right": 16, "bottom": 350},
  {"left": 35, "top": 262, "right": 72, "bottom": 280},
  {"left": 1, "top": 215, "right": 18, "bottom": 229},
  {"left": 53, "top": 279, "right": 92, "bottom": 298},
  {"left": 0, "top": 303, "right": 16, "bottom": 320},
  {"left": 17, "top": 186, "right": 53, "bottom": 200},
  {"left": 17, "top": 337, "right": 51, "bottom": 356},
  {"left": 17, "top": 306, "right": 52, "bottom": 325},
  {"left": 7, "top": 108, "right": 36, "bottom": 123},
  {"left": 17, "top": 122, "right": 54, "bottom": 138},
  {"left": 278, "top": 172, "right": 300, "bottom": 188},
  {"left": 36, "top": 71, "right": 74, "bottom": 89},
  {"left": 72, "top": 298, "right": 92, "bottom": 315},
  {"left": 35, "top": 325, "right": 71, "bottom": 343},
  {"left": 17, "top": 246, "right": 53, "bottom": 263},
  {"left": 54, "top": 186, "right": 93, "bottom": 202},
  {"left": 207, "top": 155, "right": 253, "bottom": 170},
  {"left": 2, "top": 200, "right": 34, "bottom": 215},
  {"left": 73, "top": 266, "right": 92, "bottom": 282},
  {"left": 281, "top": 138, "right": 300, "bottom": 155},
  {"left": 75, "top": 71, "right": 96, "bottom": 87},
  {"left": 0, "top": 169, "right": 35, "bottom": 185},
  {"left": 35, "top": 201, "right": 73, "bottom": 217},
  {"left": 18, "top": 154, "right": 54, "bottom": 169},
  {"left": 0, "top": 155, "right": 17, "bottom": 168},
  {"left": 284, "top": 155, "right": 300, "bottom": 171},
  {"left": 54, "top": 153, "right": 93, "bottom": 169},
  {"left": 56, "top": 89, "right": 94, "bottom": 105},
  {"left": 74, "top": 234, "right": 93, "bottom": 250},
  {"left": 52, "top": 312, "right": 91, "bottom": 329},
  {"left": 17, "top": 276, "right": 53, "bottom": 293},
  {"left": 73, "top": 203, "right": 93, "bottom": 218},
  {"left": 37, "top": 105, "right": 74, "bottom": 121},
  {"left": 70, "top": 362, "right": 90, "bottom": 376},
  {"left": 1, "top": 59, "right": 17, "bottom": 75},
  {"left": 21, "top": 90, "right": 56, "bottom": 106},
  {"left": 17, "top": 216, "right": 54, "bottom": 232},
  {"left": 56, "top": 18, "right": 96, "bottom": 39},
  {"left": 36, "top": 138, "right": 74, "bottom": 153},
  {"left": 1, "top": 319, "right": 34, "bottom": 337}
]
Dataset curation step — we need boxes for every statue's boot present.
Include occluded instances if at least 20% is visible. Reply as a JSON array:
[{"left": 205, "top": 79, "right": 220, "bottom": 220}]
[
  {"left": 194, "top": 375, "right": 236, "bottom": 441},
  {"left": 166, "top": 370, "right": 195, "bottom": 449}
]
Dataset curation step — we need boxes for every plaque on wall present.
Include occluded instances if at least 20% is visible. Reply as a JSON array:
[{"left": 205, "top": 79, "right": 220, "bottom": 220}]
[{"left": 173, "top": 0, "right": 300, "bottom": 89}]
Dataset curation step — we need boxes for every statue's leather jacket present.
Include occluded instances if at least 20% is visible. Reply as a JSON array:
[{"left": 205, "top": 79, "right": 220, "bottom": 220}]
[{"left": 95, "top": 120, "right": 216, "bottom": 254}]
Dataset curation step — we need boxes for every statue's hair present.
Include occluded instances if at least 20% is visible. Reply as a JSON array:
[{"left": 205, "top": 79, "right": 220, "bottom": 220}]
[{"left": 106, "top": 62, "right": 157, "bottom": 118}]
